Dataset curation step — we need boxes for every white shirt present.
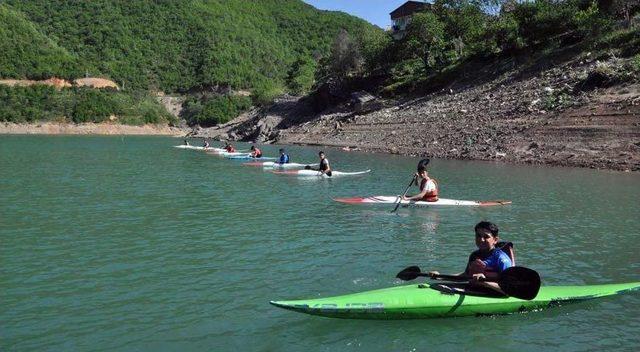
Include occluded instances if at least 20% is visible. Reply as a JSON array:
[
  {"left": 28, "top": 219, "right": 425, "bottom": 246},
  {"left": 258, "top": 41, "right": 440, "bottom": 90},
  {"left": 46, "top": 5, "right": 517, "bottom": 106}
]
[{"left": 421, "top": 178, "right": 436, "bottom": 192}]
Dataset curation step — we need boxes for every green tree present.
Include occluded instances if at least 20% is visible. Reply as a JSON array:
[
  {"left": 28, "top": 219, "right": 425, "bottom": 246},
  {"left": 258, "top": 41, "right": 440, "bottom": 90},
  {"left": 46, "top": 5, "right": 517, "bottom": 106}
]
[
  {"left": 286, "top": 57, "right": 317, "bottom": 94},
  {"left": 403, "top": 12, "right": 446, "bottom": 74},
  {"left": 327, "top": 29, "right": 363, "bottom": 80}
]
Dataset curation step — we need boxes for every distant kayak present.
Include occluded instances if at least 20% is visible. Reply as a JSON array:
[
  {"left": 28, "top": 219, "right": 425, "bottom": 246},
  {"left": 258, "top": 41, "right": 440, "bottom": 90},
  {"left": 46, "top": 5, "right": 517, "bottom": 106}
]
[
  {"left": 334, "top": 196, "right": 511, "bottom": 206},
  {"left": 226, "top": 155, "right": 278, "bottom": 161},
  {"left": 270, "top": 281, "right": 640, "bottom": 319},
  {"left": 174, "top": 145, "right": 211, "bottom": 150},
  {"left": 272, "top": 169, "right": 371, "bottom": 177},
  {"left": 243, "top": 161, "right": 319, "bottom": 169},
  {"left": 174, "top": 146, "right": 243, "bottom": 154},
  {"left": 206, "top": 148, "right": 251, "bottom": 154}
]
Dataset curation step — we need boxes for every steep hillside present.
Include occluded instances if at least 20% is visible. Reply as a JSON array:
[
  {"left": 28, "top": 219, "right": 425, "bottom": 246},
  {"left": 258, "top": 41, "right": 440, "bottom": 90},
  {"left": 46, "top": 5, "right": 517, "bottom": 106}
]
[
  {"left": 2, "top": 0, "right": 377, "bottom": 92},
  {"left": 196, "top": 50, "right": 640, "bottom": 172},
  {"left": 0, "top": 5, "right": 80, "bottom": 79}
]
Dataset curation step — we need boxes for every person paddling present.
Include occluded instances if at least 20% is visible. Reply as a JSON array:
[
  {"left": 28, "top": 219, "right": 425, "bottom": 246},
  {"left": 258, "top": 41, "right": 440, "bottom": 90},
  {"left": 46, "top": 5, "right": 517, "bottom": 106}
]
[
  {"left": 428, "top": 221, "right": 514, "bottom": 295},
  {"left": 250, "top": 145, "right": 262, "bottom": 158},
  {"left": 203, "top": 139, "right": 210, "bottom": 149},
  {"left": 402, "top": 159, "right": 438, "bottom": 202},
  {"left": 277, "top": 148, "right": 290, "bottom": 164},
  {"left": 183, "top": 139, "right": 189, "bottom": 146},
  {"left": 317, "top": 151, "right": 331, "bottom": 176},
  {"left": 225, "top": 143, "right": 236, "bottom": 153}
]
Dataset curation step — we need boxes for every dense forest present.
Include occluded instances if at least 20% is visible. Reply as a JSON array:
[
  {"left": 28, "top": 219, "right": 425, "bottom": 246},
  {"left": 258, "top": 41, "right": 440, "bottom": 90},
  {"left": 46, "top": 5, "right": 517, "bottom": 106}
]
[
  {"left": 322, "top": 0, "right": 639, "bottom": 96},
  {"left": 0, "top": 0, "right": 378, "bottom": 125},
  {"left": 1, "top": 0, "right": 638, "bottom": 127}
]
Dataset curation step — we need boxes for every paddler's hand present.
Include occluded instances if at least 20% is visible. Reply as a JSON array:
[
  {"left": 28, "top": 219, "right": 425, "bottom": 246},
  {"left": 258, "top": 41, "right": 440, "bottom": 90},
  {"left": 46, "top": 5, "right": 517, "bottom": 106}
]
[
  {"left": 470, "top": 273, "right": 486, "bottom": 282},
  {"left": 427, "top": 271, "right": 439, "bottom": 278}
]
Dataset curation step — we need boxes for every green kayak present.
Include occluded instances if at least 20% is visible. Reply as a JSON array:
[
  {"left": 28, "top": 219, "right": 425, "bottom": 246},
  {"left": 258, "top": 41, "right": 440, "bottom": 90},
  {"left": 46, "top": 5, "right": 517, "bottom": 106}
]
[{"left": 270, "top": 282, "right": 640, "bottom": 319}]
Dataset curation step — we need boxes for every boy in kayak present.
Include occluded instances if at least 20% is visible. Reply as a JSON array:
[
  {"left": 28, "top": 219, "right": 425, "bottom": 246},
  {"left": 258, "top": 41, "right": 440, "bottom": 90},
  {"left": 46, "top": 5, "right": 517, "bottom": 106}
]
[
  {"left": 225, "top": 143, "right": 236, "bottom": 152},
  {"left": 402, "top": 161, "right": 438, "bottom": 202},
  {"left": 277, "top": 148, "right": 290, "bottom": 164},
  {"left": 429, "top": 221, "right": 513, "bottom": 294},
  {"left": 318, "top": 151, "right": 331, "bottom": 176},
  {"left": 250, "top": 146, "right": 262, "bottom": 158}
]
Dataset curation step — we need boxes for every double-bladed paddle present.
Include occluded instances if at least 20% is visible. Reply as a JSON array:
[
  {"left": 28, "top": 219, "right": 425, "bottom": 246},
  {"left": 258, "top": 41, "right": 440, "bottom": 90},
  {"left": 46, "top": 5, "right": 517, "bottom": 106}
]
[
  {"left": 395, "top": 265, "right": 541, "bottom": 300},
  {"left": 391, "top": 176, "right": 416, "bottom": 213}
]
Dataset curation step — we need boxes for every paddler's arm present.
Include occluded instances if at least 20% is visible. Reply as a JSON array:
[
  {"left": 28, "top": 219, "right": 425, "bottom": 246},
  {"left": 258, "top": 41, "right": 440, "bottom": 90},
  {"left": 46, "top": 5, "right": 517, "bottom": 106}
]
[
  {"left": 470, "top": 273, "right": 505, "bottom": 295},
  {"left": 403, "top": 190, "right": 426, "bottom": 201},
  {"left": 319, "top": 161, "right": 331, "bottom": 174},
  {"left": 401, "top": 174, "right": 422, "bottom": 200}
]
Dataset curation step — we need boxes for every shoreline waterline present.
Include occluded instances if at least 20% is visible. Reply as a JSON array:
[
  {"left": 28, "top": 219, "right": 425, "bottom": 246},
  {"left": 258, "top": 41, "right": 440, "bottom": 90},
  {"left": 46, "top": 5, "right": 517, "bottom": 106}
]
[
  {"left": 2, "top": 123, "right": 637, "bottom": 172},
  {"left": 0, "top": 122, "right": 186, "bottom": 136}
]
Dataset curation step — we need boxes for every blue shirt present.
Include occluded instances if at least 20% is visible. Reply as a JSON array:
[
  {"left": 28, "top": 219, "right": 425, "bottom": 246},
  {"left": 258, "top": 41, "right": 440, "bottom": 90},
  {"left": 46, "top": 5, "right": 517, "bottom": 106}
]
[
  {"left": 466, "top": 248, "right": 512, "bottom": 274},
  {"left": 279, "top": 154, "right": 289, "bottom": 164}
]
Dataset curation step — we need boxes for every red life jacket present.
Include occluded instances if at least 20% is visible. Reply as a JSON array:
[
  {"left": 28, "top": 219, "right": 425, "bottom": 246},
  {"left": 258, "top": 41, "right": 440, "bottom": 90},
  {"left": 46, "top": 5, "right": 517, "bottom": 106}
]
[
  {"left": 253, "top": 148, "right": 262, "bottom": 158},
  {"left": 420, "top": 177, "right": 439, "bottom": 202},
  {"left": 226, "top": 146, "right": 236, "bottom": 152}
]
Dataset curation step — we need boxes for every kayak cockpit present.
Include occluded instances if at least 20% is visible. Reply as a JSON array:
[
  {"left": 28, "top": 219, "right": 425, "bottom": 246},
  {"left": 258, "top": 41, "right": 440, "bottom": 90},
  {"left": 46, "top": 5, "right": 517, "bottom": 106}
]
[{"left": 424, "top": 282, "right": 507, "bottom": 298}]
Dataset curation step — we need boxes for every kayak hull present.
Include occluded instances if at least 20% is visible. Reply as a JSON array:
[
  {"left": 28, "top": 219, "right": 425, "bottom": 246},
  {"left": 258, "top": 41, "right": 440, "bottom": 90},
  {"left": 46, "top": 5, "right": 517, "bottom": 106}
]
[
  {"left": 226, "top": 155, "right": 278, "bottom": 161},
  {"left": 272, "top": 169, "right": 371, "bottom": 177},
  {"left": 243, "top": 162, "right": 320, "bottom": 169},
  {"left": 174, "top": 145, "right": 213, "bottom": 150},
  {"left": 334, "top": 196, "right": 511, "bottom": 207},
  {"left": 270, "top": 282, "right": 640, "bottom": 319}
]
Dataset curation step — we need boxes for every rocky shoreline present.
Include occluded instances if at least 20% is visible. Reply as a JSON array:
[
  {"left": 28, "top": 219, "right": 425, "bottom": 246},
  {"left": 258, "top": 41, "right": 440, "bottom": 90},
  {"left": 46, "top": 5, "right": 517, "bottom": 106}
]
[
  {"left": 0, "top": 122, "right": 186, "bottom": 136},
  {"left": 193, "top": 54, "right": 640, "bottom": 172}
]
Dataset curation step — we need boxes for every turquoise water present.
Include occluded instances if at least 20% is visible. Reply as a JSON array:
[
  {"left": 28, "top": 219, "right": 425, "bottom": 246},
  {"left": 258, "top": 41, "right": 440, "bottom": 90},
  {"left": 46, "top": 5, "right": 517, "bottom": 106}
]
[{"left": 1, "top": 135, "right": 639, "bottom": 351}]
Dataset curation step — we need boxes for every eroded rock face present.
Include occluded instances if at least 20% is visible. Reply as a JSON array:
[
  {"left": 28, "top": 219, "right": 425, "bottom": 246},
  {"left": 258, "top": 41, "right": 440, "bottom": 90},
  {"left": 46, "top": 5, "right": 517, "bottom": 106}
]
[{"left": 192, "top": 55, "right": 640, "bottom": 172}]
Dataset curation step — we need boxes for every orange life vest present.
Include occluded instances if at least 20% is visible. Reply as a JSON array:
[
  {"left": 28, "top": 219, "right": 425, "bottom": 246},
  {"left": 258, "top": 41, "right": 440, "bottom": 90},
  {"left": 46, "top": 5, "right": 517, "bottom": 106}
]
[{"left": 420, "top": 177, "right": 439, "bottom": 202}]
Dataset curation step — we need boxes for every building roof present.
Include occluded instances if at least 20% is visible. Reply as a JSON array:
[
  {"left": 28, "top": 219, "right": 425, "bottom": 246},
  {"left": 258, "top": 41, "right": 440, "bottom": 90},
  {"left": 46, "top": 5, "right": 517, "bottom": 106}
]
[{"left": 390, "top": 1, "right": 431, "bottom": 20}]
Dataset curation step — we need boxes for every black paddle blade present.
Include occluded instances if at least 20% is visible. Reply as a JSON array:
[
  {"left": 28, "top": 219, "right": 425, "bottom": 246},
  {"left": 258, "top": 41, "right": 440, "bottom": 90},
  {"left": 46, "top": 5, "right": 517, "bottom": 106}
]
[
  {"left": 497, "top": 266, "right": 541, "bottom": 300},
  {"left": 326, "top": 171, "right": 332, "bottom": 177},
  {"left": 396, "top": 266, "right": 422, "bottom": 281}
]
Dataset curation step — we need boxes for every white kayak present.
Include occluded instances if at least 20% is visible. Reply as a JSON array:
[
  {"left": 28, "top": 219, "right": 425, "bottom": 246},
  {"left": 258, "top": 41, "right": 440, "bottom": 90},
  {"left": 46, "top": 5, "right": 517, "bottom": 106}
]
[
  {"left": 243, "top": 161, "right": 319, "bottom": 169},
  {"left": 333, "top": 196, "right": 511, "bottom": 206},
  {"left": 206, "top": 148, "right": 251, "bottom": 154},
  {"left": 226, "top": 155, "right": 278, "bottom": 161},
  {"left": 174, "top": 145, "right": 212, "bottom": 150},
  {"left": 272, "top": 169, "right": 371, "bottom": 177},
  {"left": 174, "top": 145, "right": 240, "bottom": 153},
  {"left": 206, "top": 150, "right": 251, "bottom": 157}
]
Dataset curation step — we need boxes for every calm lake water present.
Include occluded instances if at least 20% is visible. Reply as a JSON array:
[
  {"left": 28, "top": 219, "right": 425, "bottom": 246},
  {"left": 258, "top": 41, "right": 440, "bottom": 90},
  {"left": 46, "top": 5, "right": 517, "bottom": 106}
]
[{"left": 1, "top": 135, "right": 639, "bottom": 351}]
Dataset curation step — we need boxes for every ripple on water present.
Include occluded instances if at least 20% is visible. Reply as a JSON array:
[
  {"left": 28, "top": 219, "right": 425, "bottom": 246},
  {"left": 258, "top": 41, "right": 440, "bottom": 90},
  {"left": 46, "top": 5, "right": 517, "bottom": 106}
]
[{"left": 1, "top": 136, "right": 639, "bottom": 352}]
